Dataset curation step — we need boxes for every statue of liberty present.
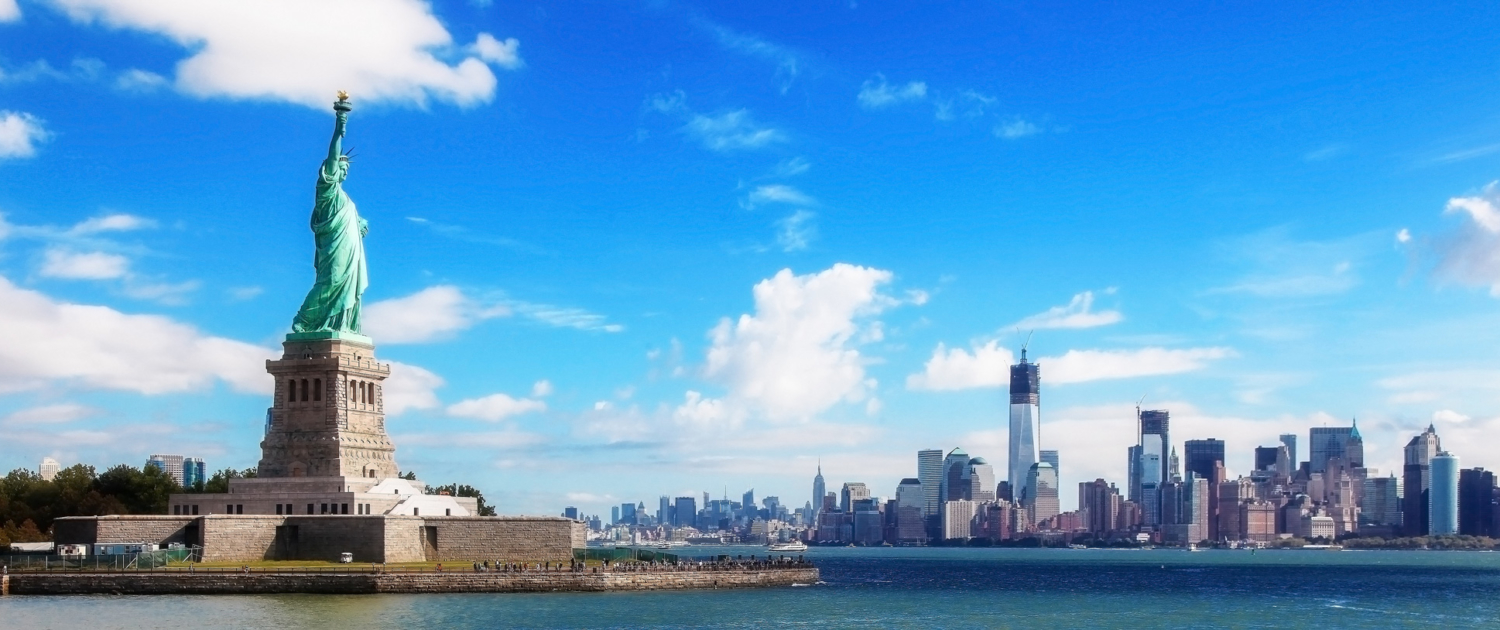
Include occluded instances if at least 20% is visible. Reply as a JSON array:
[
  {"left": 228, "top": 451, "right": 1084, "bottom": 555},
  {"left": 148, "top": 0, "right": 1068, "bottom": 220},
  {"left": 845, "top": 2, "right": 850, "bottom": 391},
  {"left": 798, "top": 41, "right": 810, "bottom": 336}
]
[{"left": 292, "top": 92, "right": 368, "bottom": 336}]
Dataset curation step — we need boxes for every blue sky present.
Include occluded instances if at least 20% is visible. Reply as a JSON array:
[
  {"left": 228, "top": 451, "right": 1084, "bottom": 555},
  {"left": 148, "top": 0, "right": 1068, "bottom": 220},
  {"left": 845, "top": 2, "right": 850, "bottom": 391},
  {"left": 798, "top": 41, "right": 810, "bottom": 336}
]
[{"left": 4, "top": 0, "right": 1500, "bottom": 515}]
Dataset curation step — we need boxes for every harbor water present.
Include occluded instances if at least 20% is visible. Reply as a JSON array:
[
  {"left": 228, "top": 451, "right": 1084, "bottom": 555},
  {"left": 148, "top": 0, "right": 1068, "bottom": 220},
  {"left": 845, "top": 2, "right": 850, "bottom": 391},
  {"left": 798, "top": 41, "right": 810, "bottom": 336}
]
[{"left": 4, "top": 546, "right": 1499, "bottom": 628}]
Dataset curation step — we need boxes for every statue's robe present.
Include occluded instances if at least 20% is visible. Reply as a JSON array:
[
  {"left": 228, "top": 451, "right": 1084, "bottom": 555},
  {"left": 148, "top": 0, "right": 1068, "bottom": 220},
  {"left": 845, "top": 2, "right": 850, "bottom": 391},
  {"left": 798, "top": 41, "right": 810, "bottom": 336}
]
[{"left": 291, "top": 155, "right": 368, "bottom": 333}]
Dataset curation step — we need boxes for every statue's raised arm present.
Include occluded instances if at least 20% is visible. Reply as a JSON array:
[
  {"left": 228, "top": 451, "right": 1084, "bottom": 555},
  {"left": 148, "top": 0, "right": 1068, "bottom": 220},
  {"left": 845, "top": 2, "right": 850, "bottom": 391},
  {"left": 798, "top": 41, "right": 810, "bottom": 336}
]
[{"left": 291, "top": 92, "right": 370, "bottom": 338}]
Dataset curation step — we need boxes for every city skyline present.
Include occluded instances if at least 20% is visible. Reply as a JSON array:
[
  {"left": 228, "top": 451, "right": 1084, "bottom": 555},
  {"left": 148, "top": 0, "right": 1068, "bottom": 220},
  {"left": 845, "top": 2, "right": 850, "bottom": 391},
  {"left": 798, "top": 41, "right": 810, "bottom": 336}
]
[{"left": 5, "top": 2, "right": 1500, "bottom": 515}]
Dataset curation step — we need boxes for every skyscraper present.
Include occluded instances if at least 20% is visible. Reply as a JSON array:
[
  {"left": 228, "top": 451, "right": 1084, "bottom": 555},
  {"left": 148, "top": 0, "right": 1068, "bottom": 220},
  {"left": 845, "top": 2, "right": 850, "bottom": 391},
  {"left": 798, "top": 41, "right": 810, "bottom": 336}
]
[
  {"left": 917, "top": 449, "right": 943, "bottom": 518},
  {"left": 1279, "top": 433, "right": 1298, "bottom": 468},
  {"left": 841, "top": 482, "right": 870, "bottom": 512},
  {"left": 146, "top": 454, "right": 187, "bottom": 486},
  {"left": 183, "top": 457, "right": 206, "bottom": 489},
  {"left": 1184, "top": 439, "right": 1225, "bottom": 481},
  {"left": 620, "top": 502, "right": 637, "bottom": 525},
  {"left": 1310, "top": 421, "right": 1364, "bottom": 473},
  {"left": 1429, "top": 452, "right": 1459, "bottom": 536},
  {"left": 1403, "top": 425, "right": 1441, "bottom": 535},
  {"left": 1458, "top": 468, "right": 1496, "bottom": 537},
  {"left": 1253, "top": 446, "right": 1279, "bottom": 472},
  {"left": 1136, "top": 409, "right": 1170, "bottom": 525},
  {"left": 39, "top": 457, "right": 59, "bottom": 482},
  {"left": 1040, "top": 450, "right": 1059, "bottom": 488},
  {"left": 941, "top": 448, "right": 972, "bottom": 502},
  {"left": 743, "top": 488, "right": 755, "bottom": 518},
  {"left": 658, "top": 495, "right": 671, "bottom": 524},
  {"left": 1026, "top": 462, "right": 1059, "bottom": 526},
  {"left": 969, "top": 457, "right": 996, "bottom": 502},
  {"left": 812, "top": 463, "right": 826, "bottom": 519},
  {"left": 1008, "top": 348, "right": 1041, "bottom": 491},
  {"left": 674, "top": 496, "right": 698, "bottom": 529}
]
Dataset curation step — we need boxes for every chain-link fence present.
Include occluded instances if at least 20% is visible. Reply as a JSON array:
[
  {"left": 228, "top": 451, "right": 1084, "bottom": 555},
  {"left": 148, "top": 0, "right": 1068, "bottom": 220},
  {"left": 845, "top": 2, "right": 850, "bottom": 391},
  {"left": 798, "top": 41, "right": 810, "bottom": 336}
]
[{"left": 1, "top": 546, "right": 201, "bottom": 572}]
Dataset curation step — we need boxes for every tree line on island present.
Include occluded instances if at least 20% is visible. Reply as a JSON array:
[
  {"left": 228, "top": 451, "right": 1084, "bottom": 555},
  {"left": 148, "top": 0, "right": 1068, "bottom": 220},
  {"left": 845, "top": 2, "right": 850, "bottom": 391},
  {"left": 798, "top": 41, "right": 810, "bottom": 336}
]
[{"left": 0, "top": 464, "right": 495, "bottom": 549}]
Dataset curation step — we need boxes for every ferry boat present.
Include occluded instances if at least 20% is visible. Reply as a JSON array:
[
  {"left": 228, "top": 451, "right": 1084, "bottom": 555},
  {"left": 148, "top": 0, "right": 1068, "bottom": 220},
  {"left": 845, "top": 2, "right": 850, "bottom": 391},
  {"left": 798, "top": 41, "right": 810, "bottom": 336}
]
[{"left": 768, "top": 541, "right": 808, "bottom": 553}]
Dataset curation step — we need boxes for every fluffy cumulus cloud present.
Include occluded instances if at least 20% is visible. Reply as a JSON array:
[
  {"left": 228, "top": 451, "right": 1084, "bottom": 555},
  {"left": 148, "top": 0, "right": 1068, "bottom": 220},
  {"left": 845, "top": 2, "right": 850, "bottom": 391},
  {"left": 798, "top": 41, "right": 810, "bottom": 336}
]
[
  {"left": 1435, "top": 181, "right": 1500, "bottom": 295},
  {"left": 690, "top": 264, "right": 894, "bottom": 423},
  {"left": 0, "top": 0, "right": 19, "bottom": 22},
  {"left": 0, "top": 275, "right": 274, "bottom": 394},
  {"left": 447, "top": 392, "right": 546, "bottom": 421},
  {"left": 908, "top": 344, "right": 1234, "bottom": 390},
  {"left": 857, "top": 74, "right": 927, "bottom": 109},
  {"left": 906, "top": 340, "right": 1014, "bottom": 390},
  {"left": 363, "top": 285, "right": 509, "bottom": 344},
  {"left": 48, "top": 0, "right": 522, "bottom": 108},
  {"left": 0, "top": 111, "right": 49, "bottom": 158},
  {"left": 383, "top": 360, "right": 443, "bottom": 416},
  {"left": 1009, "top": 291, "right": 1122, "bottom": 330}
]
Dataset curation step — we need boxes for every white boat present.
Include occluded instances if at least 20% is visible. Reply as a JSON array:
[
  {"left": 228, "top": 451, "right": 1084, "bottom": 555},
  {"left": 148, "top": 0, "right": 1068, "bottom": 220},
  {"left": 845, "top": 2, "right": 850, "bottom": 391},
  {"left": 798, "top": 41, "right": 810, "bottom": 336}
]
[{"left": 768, "top": 541, "right": 808, "bottom": 553}]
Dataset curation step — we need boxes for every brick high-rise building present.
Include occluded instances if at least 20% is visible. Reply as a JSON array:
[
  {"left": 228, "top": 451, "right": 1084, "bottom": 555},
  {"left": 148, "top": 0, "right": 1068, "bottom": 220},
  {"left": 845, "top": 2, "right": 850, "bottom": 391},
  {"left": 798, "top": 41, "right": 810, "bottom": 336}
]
[{"left": 1403, "top": 425, "right": 1441, "bottom": 535}]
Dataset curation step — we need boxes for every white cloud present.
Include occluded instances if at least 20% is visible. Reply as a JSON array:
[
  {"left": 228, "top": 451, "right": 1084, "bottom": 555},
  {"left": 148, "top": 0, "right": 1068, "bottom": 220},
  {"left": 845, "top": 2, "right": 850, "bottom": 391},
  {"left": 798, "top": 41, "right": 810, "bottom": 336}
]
[
  {"left": 1432, "top": 409, "right": 1470, "bottom": 424},
  {"left": 0, "top": 0, "right": 19, "bottom": 22},
  {"left": 447, "top": 391, "right": 546, "bottom": 422},
  {"left": 69, "top": 213, "right": 154, "bottom": 234},
  {"left": 50, "top": 0, "right": 521, "bottom": 109},
  {"left": 907, "top": 344, "right": 1234, "bottom": 390},
  {"left": 383, "top": 360, "right": 443, "bottom": 416},
  {"left": 531, "top": 380, "right": 553, "bottom": 397},
  {"left": 906, "top": 340, "right": 1014, "bottom": 391},
  {"left": 0, "top": 111, "right": 48, "bottom": 158},
  {"left": 857, "top": 74, "right": 927, "bottom": 109},
  {"left": 995, "top": 118, "right": 1042, "bottom": 139},
  {"left": 114, "top": 68, "right": 168, "bottom": 91},
  {"left": 746, "top": 184, "right": 815, "bottom": 208},
  {"left": 694, "top": 263, "right": 894, "bottom": 422},
  {"left": 363, "top": 285, "right": 510, "bottom": 344},
  {"left": 1043, "top": 347, "right": 1236, "bottom": 384},
  {"left": 1431, "top": 182, "right": 1500, "bottom": 295},
  {"left": 684, "top": 110, "right": 786, "bottom": 151},
  {"left": 470, "top": 33, "right": 522, "bottom": 69},
  {"left": 1009, "top": 291, "right": 1123, "bottom": 330},
  {"left": 1396, "top": 228, "right": 1411, "bottom": 244},
  {"left": 775, "top": 210, "right": 817, "bottom": 252},
  {"left": 1, "top": 403, "right": 98, "bottom": 425},
  {"left": 0, "top": 275, "right": 274, "bottom": 394},
  {"left": 40, "top": 249, "right": 130, "bottom": 279},
  {"left": 1446, "top": 184, "right": 1500, "bottom": 232}
]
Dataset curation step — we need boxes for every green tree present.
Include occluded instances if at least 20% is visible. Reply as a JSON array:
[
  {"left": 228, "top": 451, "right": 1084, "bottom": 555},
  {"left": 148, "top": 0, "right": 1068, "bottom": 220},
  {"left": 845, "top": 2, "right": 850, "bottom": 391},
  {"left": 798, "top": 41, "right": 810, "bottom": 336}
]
[
  {"left": 96, "top": 464, "right": 179, "bottom": 515},
  {"left": 198, "top": 467, "right": 257, "bottom": 494},
  {"left": 432, "top": 483, "right": 497, "bottom": 516}
]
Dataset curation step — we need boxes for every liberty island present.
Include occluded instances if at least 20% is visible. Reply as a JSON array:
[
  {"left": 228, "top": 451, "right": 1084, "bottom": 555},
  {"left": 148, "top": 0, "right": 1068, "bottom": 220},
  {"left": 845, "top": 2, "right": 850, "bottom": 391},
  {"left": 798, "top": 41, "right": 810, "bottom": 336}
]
[{"left": 0, "top": 96, "right": 815, "bottom": 595}]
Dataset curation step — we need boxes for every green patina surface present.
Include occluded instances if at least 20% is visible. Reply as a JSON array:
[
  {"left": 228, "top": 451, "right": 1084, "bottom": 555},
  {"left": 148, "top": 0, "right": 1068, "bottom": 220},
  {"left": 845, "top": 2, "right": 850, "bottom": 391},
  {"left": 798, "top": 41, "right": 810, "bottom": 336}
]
[{"left": 291, "top": 97, "right": 369, "bottom": 338}]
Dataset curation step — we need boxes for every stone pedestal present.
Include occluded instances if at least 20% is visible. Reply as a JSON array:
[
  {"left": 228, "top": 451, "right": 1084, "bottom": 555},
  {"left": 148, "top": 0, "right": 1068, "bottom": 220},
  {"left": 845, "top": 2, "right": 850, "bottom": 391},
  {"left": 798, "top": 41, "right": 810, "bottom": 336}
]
[{"left": 258, "top": 335, "right": 398, "bottom": 481}]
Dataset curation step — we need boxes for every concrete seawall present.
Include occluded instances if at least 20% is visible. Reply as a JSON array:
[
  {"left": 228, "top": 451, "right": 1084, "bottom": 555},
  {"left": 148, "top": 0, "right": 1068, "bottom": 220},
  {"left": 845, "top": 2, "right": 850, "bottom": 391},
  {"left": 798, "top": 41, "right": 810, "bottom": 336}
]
[{"left": 4, "top": 567, "right": 819, "bottom": 595}]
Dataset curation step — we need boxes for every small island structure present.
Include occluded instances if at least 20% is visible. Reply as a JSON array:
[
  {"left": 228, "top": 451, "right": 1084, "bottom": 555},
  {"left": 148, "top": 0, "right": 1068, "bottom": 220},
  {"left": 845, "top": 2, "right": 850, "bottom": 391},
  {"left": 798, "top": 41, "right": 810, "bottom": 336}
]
[{"left": 22, "top": 95, "right": 818, "bottom": 593}]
